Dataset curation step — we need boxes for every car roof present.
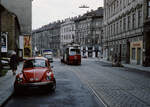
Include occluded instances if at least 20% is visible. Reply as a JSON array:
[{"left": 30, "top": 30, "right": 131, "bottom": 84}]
[{"left": 26, "top": 57, "right": 48, "bottom": 61}]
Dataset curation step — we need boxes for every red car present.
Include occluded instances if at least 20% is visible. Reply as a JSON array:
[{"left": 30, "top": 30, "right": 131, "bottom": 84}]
[{"left": 14, "top": 57, "right": 56, "bottom": 92}]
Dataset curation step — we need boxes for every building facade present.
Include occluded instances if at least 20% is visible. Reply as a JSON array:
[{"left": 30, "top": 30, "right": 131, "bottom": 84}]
[
  {"left": 48, "top": 22, "right": 62, "bottom": 57},
  {"left": 143, "top": 0, "right": 150, "bottom": 66},
  {"left": 75, "top": 7, "right": 103, "bottom": 58},
  {"left": 0, "top": 4, "right": 21, "bottom": 57},
  {"left": 103, "top": 0, "right": 147, "bottom": 65},
  {"left": 1, "top": 0, "right": 32, "bottom": 34},
  {"left": 60, "top": 18, "right": 76, "bottom": 55},
  {"left": 32, "top": 21, "right": 62, "bottom": 57}
]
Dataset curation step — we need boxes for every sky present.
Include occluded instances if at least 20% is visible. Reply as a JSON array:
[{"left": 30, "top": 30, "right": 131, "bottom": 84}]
[{"left": 32, "top": 0, "right": 104, "bottom": 30}]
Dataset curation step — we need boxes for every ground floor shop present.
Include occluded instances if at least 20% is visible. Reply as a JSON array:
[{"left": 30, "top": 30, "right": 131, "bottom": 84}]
[
  {"left": 103, "top": 35, "right": 144, "bottom": 65},
  {"left": 81, "top": 45, "right": 102, "bottom": 58}
]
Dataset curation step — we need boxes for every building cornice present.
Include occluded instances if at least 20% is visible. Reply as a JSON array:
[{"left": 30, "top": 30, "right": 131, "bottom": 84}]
[{"left": 105, "top": 0, "right": 143, "bottom": 24}]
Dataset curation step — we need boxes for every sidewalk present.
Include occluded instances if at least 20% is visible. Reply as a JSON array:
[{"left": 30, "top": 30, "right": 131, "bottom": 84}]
[
  {"left": 0, "top": 62, "right": 23, "bottom": 107},
  {"left": 99, "top": 58, "right": 150, "bottom": 72}
]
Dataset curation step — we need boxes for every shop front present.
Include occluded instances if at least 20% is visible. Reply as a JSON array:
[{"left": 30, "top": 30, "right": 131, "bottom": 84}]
[{"left": 130, "top": 41, "right": 143, "bottom": 65}]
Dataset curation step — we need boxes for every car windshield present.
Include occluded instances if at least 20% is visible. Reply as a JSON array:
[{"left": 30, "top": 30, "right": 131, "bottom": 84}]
[
  {"left": 70, "top": 49, "right": 80, "bottom": 55},
  {"left": 24, "top": 59, "right": 47, "bottom": 68},
  {"left": 44, "top": 54, "right": 52, "bottom": 58}
]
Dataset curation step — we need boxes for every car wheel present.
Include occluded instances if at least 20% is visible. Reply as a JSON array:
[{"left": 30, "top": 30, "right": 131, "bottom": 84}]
[
  {"left": 14, "top": 85, "right": 20, "bottom": 94},
  {"left": 51, "top": 78, "right": 56, "bottom": 92}
]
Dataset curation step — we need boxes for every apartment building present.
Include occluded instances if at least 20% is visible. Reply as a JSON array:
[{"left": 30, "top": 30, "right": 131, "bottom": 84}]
[
  {"left": 103, "top": 0, "right": 147, "bottom": 65},
  {"left": 75, "top": 7, "right": 103, "bottom": 58},
  {"left": 60, "top": 18, "right": 76, "bottom": 55}
]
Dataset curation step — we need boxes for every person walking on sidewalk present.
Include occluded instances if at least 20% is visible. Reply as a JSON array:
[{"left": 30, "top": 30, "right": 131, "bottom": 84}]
[{"left": 10, "top": 51, "right": 18, "bottom": 75}]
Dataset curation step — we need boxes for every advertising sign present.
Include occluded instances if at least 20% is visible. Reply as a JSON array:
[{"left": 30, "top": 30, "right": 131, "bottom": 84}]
[
  {"left": 1, "top": 32, "right": 8, "bottom": 52},
  {"left": 23, "top": 36, "right": 32, "bottom": 58},
  {"left": 19, "top": 36, "right": 24, "bottom": 49}
]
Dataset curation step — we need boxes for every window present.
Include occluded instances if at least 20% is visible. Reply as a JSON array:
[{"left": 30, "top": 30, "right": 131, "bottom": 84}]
[
  {"left": 120, "top": 19, "right": 122, "bottom": 33},
  {"left": 138, "top": 10, "right": 142, "bottom": 26},
  {"left": 128, "top": 15, "right": 131, "bottom": 30},
  {"left": 24, "top": 59, "right": 47, "bottom": 68},
  {"left": 122, "top": 44, "right": 126, "bottom": 57},
  {"left": 132, "top": 13, "right": 136, "bottom": 29},
  {"left": 114, "top": 23, "right": 116, "bottom": 35},
  {"left": 123, "top": 17, "right": 126, "bottom": 31},
  {"left": 116, "top": 22, "right": 118, "bottom": 34},
  {"left": 132, "top": 48, "right": 136, "bottom": 60}
]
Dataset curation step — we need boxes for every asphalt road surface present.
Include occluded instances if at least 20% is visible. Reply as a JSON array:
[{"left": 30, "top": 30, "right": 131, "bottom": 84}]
[
  {"left": 3, "top": 58, "right": 150, "bottom": 107},
  {"left": 3, "top": 58, "right": 104, "bottom": 107}
]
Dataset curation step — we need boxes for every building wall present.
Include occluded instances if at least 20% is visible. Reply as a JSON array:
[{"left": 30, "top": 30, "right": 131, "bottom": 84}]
[
  {"left": 1, "top": 9, "right": 21, "bottom": 56},
  {"left": 32, "top": 22, "right": 62, "bottom": 57},
  {"left": 60, "top": 19, "right": 75, "bottom": 55},
  {"left": 103, "top": 0, "right": 144, "bottom": 65},
  {"left": 60, "top": 19, "right": 75, "bottom": 45},
  {"left": 75, "top": 8, "right": 103, "bottom": 58},
  {"left": 1, "top": 0, "right": 32, "bottom": 34}
]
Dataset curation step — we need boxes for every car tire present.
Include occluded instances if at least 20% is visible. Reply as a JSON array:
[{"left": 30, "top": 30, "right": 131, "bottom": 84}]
[
  {"left": 14, "top": 85, "right": 20, "bottom": 95},
  {"left": 51, "top": 78, "right": 56, "bottom": 92}
]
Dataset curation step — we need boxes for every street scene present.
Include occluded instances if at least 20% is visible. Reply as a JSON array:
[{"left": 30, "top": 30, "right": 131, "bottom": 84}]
[
  {"left": 2, "top": 58, "right": 150, "bottom": 107},
  {"left": 1, "top": 0, "right": 150, "bottom": 107}
]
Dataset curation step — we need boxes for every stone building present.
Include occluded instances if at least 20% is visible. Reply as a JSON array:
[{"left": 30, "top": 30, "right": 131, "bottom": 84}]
[
  {"left": 48, "top": 22, "right": 62, "bottom": 57},
  {"left": 0, "top": 0, "right": 32, "bottom": 59},
  {"left": 75, "top": 7, "right": 103, "bottom": 58},
  {"left": 143, "top": 0, "right": 150, "bottom": 66},
  {"left": 1, "top": 0, "right": 32, "bottom": 34},
  {"left": 60, "top": 18, "right": 76, "bottom": 55},
  {"left": 0, "top": 4, "right": 21, "bottom": 57},
  {"left": 103, "top": 0, "right": 149, "bottom": 65},
  {"left": 32, "top": 21, "right": 62, "bottom": 57}
]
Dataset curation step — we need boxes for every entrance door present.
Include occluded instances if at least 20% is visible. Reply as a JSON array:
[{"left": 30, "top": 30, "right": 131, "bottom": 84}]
[{"left": 137, "top": 48, "right": 141, "bottom": 65}]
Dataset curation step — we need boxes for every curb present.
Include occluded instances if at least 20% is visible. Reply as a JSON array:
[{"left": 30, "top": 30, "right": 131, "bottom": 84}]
[
  {"left": 0, "top": 86, "right": 14, "bottom": 107},
  {"left": 99, "top": 59, "right": 150, "bottom": 73}
]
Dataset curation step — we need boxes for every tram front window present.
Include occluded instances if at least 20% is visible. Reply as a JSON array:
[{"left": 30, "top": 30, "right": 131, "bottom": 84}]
[{"left": 70, "top": 49, "right": 80, "bottom": 55}]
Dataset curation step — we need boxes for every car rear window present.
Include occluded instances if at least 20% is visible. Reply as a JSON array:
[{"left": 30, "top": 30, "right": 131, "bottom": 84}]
[{"left": 24, "top": 59, "right": 48, "bottom": 68}]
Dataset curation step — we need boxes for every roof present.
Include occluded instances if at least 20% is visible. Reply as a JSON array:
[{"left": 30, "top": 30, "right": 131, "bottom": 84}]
[
  {"left": 26, "top": 57, "right": 48, "bottom": 61},
  {"left": 74, "top": 7, "right": 103, "bottom": 22}
]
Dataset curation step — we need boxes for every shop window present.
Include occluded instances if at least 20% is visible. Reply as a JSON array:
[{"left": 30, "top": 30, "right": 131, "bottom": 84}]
[{"left": 132, "top": 48, "right": 136, "bottom": 60}]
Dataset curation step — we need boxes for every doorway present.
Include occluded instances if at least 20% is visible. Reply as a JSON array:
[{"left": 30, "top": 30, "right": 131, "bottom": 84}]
[{"left": 137, "top": 48, "right": 141, "bottom": 65}]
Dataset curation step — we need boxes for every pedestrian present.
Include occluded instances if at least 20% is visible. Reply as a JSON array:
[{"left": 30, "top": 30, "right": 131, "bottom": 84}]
[{"left": 10, "top": 51, "right": 18, "bottom": 75}]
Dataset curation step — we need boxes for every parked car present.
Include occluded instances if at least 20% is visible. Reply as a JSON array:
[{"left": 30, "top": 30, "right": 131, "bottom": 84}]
[
  {"left": 14, "top": 57, "right": 56, "bottom": 92},
  {"left": 1, "top": 58, "right": 10, "bottom": 69},
  {"left": 44, "top": 54, "right": 53, "bottom": 63}
]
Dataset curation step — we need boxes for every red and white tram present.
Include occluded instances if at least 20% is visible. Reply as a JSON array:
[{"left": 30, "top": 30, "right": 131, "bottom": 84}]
[{"left": 61, "top": 44, "right": 81, "bottom": 65}]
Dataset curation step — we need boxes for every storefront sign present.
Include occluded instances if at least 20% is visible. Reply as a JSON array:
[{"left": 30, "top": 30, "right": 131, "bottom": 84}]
[
  {"left": 133, "top": 43, "right": 141, "bottom": 47},
  {"left": 1, "top": 32, "right": 8, "bottom": 52},
  {"left": 131, "top": 41, "right": 142, "bottom": 48}
]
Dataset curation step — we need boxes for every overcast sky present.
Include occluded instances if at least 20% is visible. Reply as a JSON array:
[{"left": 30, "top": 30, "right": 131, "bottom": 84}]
[{"left": 32, "top": 0, "right": 104, "bottom": 29}]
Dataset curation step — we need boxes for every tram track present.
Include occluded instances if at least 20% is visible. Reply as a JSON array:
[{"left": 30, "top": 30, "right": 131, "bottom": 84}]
[
  {"left": 66, "top": 60, "right": 150, "bottom": 107},
  {"left": 67, "top": 67, "right": 108, "bottom": 107}
]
